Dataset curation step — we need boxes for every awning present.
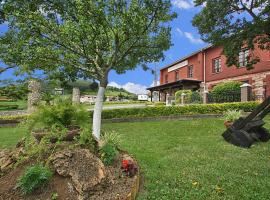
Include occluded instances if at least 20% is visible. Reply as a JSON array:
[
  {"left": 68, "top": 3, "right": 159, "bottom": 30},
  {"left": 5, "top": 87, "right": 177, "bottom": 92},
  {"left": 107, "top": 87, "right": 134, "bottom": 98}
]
[{"left": 147, "top": 79, "right": 202, "bottom": 91}]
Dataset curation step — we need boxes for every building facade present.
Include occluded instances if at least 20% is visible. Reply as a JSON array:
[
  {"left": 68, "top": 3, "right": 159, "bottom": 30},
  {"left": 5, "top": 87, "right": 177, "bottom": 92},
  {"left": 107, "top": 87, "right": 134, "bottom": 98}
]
[{"left": 147, "top": 45, "right": 270, "bottom": 102}]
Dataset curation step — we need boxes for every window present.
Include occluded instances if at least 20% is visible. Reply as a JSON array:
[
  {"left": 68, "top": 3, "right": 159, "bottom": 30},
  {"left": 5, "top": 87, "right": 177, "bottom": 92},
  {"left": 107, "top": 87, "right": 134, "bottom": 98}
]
[
  {"left": 188, "top": 66, "right": 193, "bottom": 78},
  {"left": 175, "top": 71, "right": 179, "bottom": 81},
  {"left": 239, "top": 49, "right": 249, "bottom": 67},
  {"left": 165, "top": 74, "right": 168, "bottom": 83},
  {"left": 212, "top": 57, "right": 221, "bottom": 73}
]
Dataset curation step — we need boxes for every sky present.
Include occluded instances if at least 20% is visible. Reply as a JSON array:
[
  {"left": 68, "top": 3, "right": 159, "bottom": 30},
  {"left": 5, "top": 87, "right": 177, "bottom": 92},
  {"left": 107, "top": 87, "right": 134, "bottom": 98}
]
[{"left": 0, "top": 0, "right": 208, "bottom": 94}]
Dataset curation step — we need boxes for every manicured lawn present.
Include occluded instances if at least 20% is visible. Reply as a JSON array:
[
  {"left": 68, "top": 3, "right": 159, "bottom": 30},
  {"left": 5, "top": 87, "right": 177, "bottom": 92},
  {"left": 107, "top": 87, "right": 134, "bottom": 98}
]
[
  {"left": 0, "top": 100, "right": 27, "bottom": 110},
  {"left": 1, "top": 118, "right": 270, "bottom": 199},
  {"left": 0, "top": 127, "right": 27, "bottom": 148}
]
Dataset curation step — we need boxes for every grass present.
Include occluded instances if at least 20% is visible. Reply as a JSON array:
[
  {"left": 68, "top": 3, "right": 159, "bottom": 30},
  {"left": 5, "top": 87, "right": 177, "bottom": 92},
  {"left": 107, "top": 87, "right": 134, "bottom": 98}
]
[
  {"left": 0, "top": 127, "right": 27, "bottom": 148},
  {"left": 0, "top": 100, "right": 27, "bottom": 110},
  {"left": 1, "top": 118, "right": 270, "bottom": 199}
]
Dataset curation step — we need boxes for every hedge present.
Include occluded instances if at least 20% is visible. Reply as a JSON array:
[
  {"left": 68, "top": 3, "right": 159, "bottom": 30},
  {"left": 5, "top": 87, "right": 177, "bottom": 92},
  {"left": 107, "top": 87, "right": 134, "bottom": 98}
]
[
  {"left": 0, "top": 101, "right": 260, "bottom": 121},
  {"left": 92, "top": 101, "right": 259, "bottom": 119},
  {"left": 0, "top": 104, "right": 19, "bottom": 110}
]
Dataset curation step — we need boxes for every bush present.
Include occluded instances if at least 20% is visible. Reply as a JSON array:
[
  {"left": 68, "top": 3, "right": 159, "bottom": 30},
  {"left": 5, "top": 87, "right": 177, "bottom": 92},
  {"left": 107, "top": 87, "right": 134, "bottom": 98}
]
[
  {"left": 17, "top": 164, "right": 53, "bottom": 194},
  {"left": 190, "top": 91, "right": 203, "bottom": 104},
  {"left": 99, "top": 143, "right": 118, "bottom": 165},
  {"left": 175, "top": 90, "right": 192, "bottom": 104},
  {"left": 25, "top": 98, "right": 88, "bottom": 131},
  {"left": 0, "top": 104, "right": 19, "bottom": 110},
  {"left": 210, "top": 81, "right": 242, "bottom": 103},
  {"left": 224, "top": 110, "right": 242, "bottom": 122},
  {"left": 154, "top": 102, "right": 166, "bottom": 107},
  {"left": 90, "top": 101, "right": 259, "bottom": 119},
  {"left": 99, "top": 131, "right": 120, "bottom": 165}
]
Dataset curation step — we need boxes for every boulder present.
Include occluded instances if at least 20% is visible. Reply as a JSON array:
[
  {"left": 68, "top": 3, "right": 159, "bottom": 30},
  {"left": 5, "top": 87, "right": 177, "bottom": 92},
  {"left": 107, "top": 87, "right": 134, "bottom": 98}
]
[{"left": 50, "top": 149, "right": 105, "bottom": 199}]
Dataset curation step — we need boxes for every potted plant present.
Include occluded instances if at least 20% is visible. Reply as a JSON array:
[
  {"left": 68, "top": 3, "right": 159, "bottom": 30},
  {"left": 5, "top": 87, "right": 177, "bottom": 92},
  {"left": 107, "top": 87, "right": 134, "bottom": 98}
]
[{"left": 223, "top": 110, "right": 242, "bottom": 128}]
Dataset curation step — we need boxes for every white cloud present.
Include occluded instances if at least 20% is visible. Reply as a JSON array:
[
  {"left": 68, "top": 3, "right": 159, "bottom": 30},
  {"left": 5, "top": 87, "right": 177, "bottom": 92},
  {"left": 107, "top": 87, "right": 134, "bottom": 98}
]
[
  {"left": 108, "top": 81, "right": 148, "bottom": 95},
  {"left": 172, "top": 0, "right": 194, "bottom": 9},
  {"left": 150, "top": 81, "right": 160, "bottom": 87},
  {"left": 183, "top": 32, "right": 204, "bottom": 44},
  {"left": 176, "top": 28, "right": 204, "bottom": 44}
]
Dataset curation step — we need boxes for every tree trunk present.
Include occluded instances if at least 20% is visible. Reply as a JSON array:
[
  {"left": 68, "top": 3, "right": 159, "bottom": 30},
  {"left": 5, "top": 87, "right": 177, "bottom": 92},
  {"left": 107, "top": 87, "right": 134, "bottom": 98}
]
[
  {"left": 72, "top": 87, "right": 80, "bottom": 104},
  {"left": 27, "top": 79, "right": 41, "bottom": 113},
  {"left": 92, "top": 86, "right": 105, "bottom": 140}
]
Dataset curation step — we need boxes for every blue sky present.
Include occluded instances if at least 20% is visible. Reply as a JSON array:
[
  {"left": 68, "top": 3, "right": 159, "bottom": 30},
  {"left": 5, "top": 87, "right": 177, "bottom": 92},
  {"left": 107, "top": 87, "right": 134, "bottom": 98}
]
[{"left": 0, "top": 0, "right": 208, "bottom": 94}]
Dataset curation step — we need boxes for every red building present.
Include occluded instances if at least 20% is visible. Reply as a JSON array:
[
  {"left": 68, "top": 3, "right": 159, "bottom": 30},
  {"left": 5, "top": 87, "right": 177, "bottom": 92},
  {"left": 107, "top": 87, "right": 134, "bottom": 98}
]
[{"left": 147, "top": 44, "right": 270, "bottom": 102}]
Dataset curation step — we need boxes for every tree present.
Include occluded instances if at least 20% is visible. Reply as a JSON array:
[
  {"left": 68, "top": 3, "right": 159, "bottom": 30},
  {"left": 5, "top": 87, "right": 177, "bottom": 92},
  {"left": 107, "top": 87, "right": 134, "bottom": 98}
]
[
  {"left": 0, "top": 79, "right": 28, "bottom": 100},
  {"left": 192, "top": 0, "right": 270, "bottom": 69},
  {"left": 0, "top": 0, "right": 176, "bottom": 140}
]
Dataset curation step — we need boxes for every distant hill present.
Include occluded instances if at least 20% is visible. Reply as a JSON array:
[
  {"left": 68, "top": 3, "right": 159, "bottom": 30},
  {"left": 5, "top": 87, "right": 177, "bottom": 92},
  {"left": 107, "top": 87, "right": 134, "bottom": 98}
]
[{"left": 67, "top": 80, "right": 136, "bottom": 99}]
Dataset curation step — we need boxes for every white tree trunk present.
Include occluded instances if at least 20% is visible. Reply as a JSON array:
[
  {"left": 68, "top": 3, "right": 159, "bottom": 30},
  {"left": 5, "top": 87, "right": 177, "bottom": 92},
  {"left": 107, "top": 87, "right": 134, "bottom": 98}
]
[{"left": 92, "top": 86, "right": 105, "bottom": 140}]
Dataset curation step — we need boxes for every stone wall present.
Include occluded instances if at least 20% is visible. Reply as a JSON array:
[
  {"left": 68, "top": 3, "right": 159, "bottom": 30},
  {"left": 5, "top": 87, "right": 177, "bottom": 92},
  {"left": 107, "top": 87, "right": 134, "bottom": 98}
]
[{"left": 205, "top": 71, "right": 270, "bottom": 98}]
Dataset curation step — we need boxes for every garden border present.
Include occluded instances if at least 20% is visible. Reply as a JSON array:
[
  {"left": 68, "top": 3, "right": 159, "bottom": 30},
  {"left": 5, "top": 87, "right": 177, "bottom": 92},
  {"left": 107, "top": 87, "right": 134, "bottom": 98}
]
[{"left": 102, "top": 114, "right": 223, "bottom": 123}]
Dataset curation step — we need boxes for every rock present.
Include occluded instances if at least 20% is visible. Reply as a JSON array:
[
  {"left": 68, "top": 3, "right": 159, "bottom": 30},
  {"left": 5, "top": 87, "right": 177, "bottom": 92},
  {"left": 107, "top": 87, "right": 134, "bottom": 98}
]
[
  {"left": 0, "top": 148, "right": 25, "bottom": 173},
  {"left": 0, "top": 149, "right": 12, "bottom": 172},
  {"left": 51, "top": 149, "right": 106, "bottom": 199},
  {"left": 16, "top": 137, "right": 26, "bottom": 148}
]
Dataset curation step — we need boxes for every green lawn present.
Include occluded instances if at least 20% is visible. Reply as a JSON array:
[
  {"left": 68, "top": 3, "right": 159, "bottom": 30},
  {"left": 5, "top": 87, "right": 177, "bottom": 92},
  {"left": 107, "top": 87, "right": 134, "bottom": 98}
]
[
  {"left": 1, "top": 118, "right": 270, "bottom": 199},
  {"left": 0, "top": 100, "right": 27, "bottom": 110}
]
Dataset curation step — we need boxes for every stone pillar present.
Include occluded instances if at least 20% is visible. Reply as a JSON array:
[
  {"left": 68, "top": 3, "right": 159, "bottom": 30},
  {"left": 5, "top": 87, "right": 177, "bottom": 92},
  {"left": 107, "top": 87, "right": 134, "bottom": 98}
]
[
  {"left": 240, "top": 83, "right": 252, "bottom": 102},
  {"left": 181, "top": 93, "right": 186, "bottom": 105},
  {"left": 203, "top": 90, "right": 209, "bottom": 104},
  {"left": 27, "top": 79, "right": 41, "bottom": 113},
  {"left": 72, "top": 87, "right": 80, "bottom": 104}
]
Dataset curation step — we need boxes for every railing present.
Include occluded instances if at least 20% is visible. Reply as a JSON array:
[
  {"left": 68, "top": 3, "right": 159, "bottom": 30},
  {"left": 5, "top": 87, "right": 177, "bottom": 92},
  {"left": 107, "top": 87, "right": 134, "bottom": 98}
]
[{"left": 207, "top": 91, "right": 241, "bottom": 103}]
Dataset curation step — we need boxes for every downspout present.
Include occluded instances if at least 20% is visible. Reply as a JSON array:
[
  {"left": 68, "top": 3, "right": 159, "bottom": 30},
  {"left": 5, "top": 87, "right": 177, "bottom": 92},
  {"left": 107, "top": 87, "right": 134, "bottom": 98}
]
[{"left": 203, "top": 51, "right": 206, "bottom": 92}]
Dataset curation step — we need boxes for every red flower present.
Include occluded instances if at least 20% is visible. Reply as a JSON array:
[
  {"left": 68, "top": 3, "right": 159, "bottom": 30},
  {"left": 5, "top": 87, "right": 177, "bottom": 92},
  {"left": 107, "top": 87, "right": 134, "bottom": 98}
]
[{"left": 122, "top": 159, "right": 129, "bottom": 170}]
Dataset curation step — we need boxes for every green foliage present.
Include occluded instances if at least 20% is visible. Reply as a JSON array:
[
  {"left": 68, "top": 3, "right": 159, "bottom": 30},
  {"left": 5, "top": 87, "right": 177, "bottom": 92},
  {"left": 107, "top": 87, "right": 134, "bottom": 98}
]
[
  {"left": 101, "top": 131, "right": 121, "bottom": 147},
  {"left": 192, "top": 0, "right": 270, "bottom": 69},
  {"left": 154, "top": 102, "right": 166, "bottom": 107},
  {"left": 175, "top": 90, "right": 193, "bottom": 104},
  {"left": 99, "top": 143, "right": 118, "bottom": 166},
  {"left": 75, "top": 127, "right": 95, "bottom": 150},
  {"left": 0, "top": 79, "right": 28, "bottom": 100},
  {"left": 99, "top": 131, "right": 120, "bottom": 165},
  {"left": 92, "top": 101, "right": 259, "bottom": 119},
  {"left": 190, "top": 91, "right": 203, "bottom": 104},
  {"left": 17, "top": 164, "right": 53, "bottom": 194},
  {"left": 0, "top": 1, "right": 176, "bottom": 83},
  {"left": 210, "top": 81, "right": 242, "bottom": 103},
  {"left": 51, "top": 192, "right": 58, "bottom": 200},
  {"left": 0, "top": 104, "right": 19, "bottom": 110},
  {"left": 0, "top": 114, "right": 28, "bottom": 120},
  {"left": 224, "top": 110, "right": 242, "bottom": 122},
  {"left": 24, "top": 98, "right": 88, "bottom": 131}
]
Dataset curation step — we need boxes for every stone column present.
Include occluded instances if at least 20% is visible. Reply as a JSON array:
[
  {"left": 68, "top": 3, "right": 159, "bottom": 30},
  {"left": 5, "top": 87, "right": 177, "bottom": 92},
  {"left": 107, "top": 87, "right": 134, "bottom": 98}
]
[
  {"left": 181, "top": 93, "right": 186, "bottom": 105},
  {"left": 72, "top": 87, "right": 80, "bottom": 104},
  {"left": 240, "top": 83, "right": 252, "bottom": 102},
  {"left": 27, "top": 79, "right": 41, "bottom": 113},
  {"left": 203, "top": 90, "right": 209, "bottom": 104}
]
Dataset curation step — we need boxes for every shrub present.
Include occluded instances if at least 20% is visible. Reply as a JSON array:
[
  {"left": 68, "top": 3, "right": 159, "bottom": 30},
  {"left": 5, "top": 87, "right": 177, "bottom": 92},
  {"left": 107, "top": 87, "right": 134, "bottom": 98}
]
[
  {"left": 210, "top": 81, "right": 242, "bottom": 103},
  {"left": 17, "top": 164, "right": 53, "bottom": 194},
  {"left": 75, "top": 127, "right": 95, "bottom": 150},
  {"left": 99, "top": 131, "right": 120, "bottom": 165},
  {"left": 24, "top": 98, "right": 88, "bottom": 131},
  {"left": 0, "top": 114, "right": 28, "bottom": 120},
  {"left": 224, "top": 110, "right": 242, "bottom": 122},
  {"left": 190, "top": 91, "right": 203, "bottom": 104},
  {"left": 90, "top": 101, "right": 259, "bottom": 119},
  {"left": 99, "top": 143, "right": 118, "bottom": 165},
  {"left": 175, "top": 90, "right": 192, "bottom": 104},
  {"left": 154, "top": 102, "right": 166, "bottom": 107},
  {"left": 0, "top": 104, "right": 19, "bottom": 110}
]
